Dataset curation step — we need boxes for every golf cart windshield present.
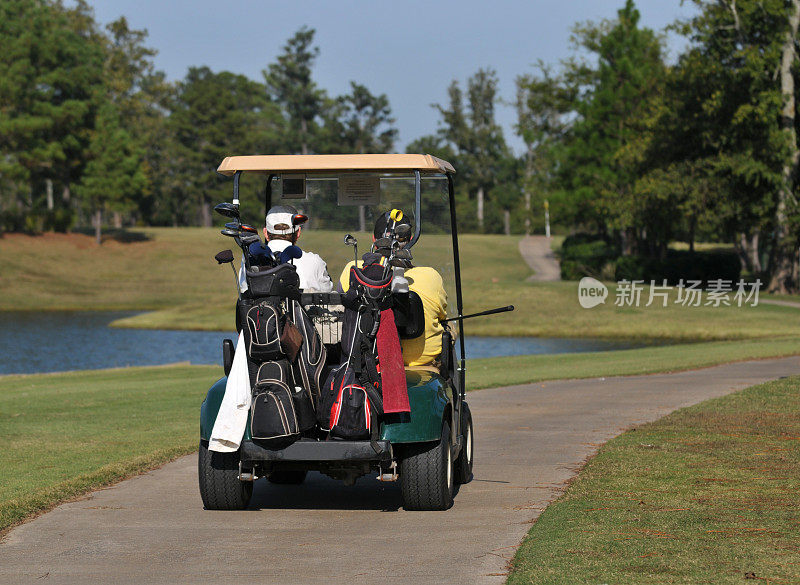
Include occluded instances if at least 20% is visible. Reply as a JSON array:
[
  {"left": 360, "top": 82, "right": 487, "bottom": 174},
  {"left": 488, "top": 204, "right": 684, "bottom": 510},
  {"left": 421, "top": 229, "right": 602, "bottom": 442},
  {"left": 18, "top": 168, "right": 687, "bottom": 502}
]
[{"left": 267, "top": 172, "right": 457, "bottom": 319}]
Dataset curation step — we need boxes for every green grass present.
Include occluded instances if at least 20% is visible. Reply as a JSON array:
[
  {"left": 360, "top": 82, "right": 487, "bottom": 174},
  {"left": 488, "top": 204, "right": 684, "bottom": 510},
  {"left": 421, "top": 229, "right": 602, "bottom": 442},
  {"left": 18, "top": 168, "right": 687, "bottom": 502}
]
[
  {"left": 507, "top": 376, "right": 800, "bottom": 584},
  {"left": 0, "top": 364, "right": 217, "bottom": 533}
]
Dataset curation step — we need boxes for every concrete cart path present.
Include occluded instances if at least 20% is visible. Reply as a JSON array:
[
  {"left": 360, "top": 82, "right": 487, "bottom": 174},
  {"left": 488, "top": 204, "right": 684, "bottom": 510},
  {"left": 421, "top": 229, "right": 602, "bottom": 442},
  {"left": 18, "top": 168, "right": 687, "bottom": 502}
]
[
  {"left": 518, "top": 235, "right": 561, "bottom": 281},
  {"left": 4, "top": 357, "right": 800, "bottom": 585}
]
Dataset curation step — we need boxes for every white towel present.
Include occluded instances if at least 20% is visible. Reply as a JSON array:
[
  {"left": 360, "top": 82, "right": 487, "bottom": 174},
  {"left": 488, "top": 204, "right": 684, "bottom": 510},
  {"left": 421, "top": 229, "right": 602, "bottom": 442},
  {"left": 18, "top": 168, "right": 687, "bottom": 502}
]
[{"left": 209, "top": 331, "right": 251, "bottom": 452}]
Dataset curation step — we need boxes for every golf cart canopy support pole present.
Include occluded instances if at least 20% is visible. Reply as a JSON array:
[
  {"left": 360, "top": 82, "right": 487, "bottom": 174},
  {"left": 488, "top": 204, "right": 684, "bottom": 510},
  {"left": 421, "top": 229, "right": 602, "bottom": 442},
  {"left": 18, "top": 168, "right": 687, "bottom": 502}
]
[
  {"left": 233, "top": 171, "right": 241, "bottom": 207},
  {"left": 447, "top": 173, "right": 466, "bottom": 399},
  {"left": 407, "top": 171, "right": 422, "bottom": 250},
  {"left": 265, "top": 173, "right": 276, "bottom": 217}
]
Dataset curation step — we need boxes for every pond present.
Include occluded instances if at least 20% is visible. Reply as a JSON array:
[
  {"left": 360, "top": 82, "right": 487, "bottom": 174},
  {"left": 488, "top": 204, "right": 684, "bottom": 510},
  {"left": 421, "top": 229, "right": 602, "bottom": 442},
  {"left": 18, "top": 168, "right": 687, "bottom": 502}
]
[{"left": 0, "top": 311, "right": 650, "bottom": 376}]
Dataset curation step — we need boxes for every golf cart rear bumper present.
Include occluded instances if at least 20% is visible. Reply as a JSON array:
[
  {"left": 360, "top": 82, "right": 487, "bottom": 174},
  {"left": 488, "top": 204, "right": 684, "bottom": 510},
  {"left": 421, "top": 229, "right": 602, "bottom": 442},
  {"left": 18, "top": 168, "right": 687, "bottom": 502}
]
[{"left": 240, "top": 439, "right": 392, "bottom": 463}]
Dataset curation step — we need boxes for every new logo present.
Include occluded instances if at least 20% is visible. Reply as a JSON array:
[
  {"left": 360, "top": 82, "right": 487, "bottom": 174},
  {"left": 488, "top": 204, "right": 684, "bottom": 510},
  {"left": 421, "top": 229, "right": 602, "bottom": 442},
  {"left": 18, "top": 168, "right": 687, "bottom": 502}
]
[{"left": 578, "top": 277, "right": 608, "bottom": 309}]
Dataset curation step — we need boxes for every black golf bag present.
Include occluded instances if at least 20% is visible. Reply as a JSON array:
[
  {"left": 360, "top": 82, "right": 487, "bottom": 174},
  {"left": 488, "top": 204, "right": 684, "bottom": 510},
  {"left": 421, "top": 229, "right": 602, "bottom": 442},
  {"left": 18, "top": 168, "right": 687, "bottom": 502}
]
[
  {"left": 238, "top": 262, "right": 325, "bottom": 445},
  {"left": 319, "top": 253, "right": 400, "bottom": 440}
]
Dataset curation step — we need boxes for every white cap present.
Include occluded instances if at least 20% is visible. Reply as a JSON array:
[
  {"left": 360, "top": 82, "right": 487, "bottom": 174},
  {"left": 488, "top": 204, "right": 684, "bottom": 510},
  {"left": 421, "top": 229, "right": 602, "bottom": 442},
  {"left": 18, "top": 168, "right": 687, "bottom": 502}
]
[{"left": 265, "top": 205, "right": 299, "bottom": 235}]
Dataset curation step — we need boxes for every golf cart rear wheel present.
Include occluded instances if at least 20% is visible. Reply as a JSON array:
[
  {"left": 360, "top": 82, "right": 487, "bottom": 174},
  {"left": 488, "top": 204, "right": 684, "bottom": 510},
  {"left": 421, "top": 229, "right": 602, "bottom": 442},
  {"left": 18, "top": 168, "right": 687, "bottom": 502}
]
[
  {"left": 455, "top": 403, "right": 474, "bottom": 484},
  {"left": 198, "top": 440, "right": 253, "bottom": 510},
  {"left": 268, "top": 469, "right": 307, "bottom": 484},
  {"left": 400, "top": 421, "right": 454, "bottom": 511}
]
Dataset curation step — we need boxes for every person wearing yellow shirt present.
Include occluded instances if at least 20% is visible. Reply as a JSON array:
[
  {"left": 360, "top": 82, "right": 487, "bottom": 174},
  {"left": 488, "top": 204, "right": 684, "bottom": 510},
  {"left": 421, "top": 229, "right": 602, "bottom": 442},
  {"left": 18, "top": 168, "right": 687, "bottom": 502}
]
[{"left": 339, "top": 213, "right": 447, "bottom": 367}]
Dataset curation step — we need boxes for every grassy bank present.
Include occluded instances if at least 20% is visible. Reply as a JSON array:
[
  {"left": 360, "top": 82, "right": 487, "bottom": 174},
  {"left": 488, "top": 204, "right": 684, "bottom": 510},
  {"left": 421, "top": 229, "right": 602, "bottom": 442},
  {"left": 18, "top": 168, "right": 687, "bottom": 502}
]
[
  {"left": 507, "top": 376, "right": 800, "bottom": 584},
  {"left": 0, "top": 364, "right": 217, "bottom": 533},
  {"left": 3, "top": 229, "right": 799, "bottom": 341}
]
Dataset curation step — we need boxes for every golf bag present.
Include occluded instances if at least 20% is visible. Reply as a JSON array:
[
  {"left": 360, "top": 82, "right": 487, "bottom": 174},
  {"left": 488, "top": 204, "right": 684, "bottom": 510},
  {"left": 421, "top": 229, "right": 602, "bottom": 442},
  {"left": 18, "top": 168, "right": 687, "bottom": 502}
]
[
  {"left": 238, "top": 262, "right": 322, "bottom": 442},
  {"left": 319, "top": 253, "right": 407, "bottom": 439}
]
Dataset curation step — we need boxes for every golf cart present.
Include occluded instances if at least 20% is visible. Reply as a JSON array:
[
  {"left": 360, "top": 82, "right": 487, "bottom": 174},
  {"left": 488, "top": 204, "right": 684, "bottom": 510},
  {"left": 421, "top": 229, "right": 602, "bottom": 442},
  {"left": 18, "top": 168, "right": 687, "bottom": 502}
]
[{"left": 198, "top": 154, "right": 512, "bottom": 511}]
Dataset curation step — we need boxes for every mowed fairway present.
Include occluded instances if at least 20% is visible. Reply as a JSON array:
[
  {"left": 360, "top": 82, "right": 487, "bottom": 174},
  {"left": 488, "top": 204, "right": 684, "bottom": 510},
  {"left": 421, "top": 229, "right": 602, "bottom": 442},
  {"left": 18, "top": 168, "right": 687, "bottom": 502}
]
[
  {"left": 508, "top": 376, "right": 800, "bottom": 584},
  {"left": 0, "top": 365, "right": 217, "bottom": 532},
  {"left": 2, "top": 229, "right": 800, "bottom": 341}
]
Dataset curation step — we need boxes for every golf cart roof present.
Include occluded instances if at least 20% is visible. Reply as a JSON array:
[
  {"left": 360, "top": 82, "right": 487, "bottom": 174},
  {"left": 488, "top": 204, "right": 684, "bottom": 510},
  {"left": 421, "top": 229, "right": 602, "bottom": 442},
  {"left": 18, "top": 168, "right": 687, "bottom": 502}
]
[{"left": 217, "top": 154, "right": 455, "bottom": 176}]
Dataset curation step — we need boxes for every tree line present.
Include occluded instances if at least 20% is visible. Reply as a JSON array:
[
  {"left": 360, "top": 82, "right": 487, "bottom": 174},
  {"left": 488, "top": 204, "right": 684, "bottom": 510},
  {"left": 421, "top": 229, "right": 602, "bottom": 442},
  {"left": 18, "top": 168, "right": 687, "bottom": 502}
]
[
  {"left": 0, "top": 2, "right": 397, "bottom": 242},
  {"left": 3, "top": 0, "right": 800, "bottom": 291}
]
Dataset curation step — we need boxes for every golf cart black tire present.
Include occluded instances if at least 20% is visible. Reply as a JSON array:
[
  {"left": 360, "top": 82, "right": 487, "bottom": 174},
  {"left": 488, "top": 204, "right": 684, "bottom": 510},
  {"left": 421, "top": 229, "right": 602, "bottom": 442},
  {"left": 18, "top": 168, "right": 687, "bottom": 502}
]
[
  {"left": 400, "top": 422, "right": 454, "bottom": 511},
  {"left": 268, "top": 469, "right": 308, "bottom": 484},
  {"left": 454, "top": 403, "right": 474, "bottom": 484},
  {"left": 198, "top": 440, "right": 253, "bottom": 510}
]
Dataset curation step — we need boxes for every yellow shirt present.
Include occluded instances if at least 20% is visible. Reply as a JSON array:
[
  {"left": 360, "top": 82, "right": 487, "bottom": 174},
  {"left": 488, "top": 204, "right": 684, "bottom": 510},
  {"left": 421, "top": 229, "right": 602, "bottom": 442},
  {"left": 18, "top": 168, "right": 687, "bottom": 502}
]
[{"left": 339, "top": 261, "right": 447, "bottom": 367}]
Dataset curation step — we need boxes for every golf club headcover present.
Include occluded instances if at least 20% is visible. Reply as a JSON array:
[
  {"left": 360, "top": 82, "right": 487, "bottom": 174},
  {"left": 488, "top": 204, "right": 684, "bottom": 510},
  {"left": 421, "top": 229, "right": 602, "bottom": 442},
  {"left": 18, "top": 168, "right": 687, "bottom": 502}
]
[
  {"left": 247, "top": 242, "right": 272, "bottom": 260},
  {"left": 279, "top": 245, "right": 303, "bottom": 264}
]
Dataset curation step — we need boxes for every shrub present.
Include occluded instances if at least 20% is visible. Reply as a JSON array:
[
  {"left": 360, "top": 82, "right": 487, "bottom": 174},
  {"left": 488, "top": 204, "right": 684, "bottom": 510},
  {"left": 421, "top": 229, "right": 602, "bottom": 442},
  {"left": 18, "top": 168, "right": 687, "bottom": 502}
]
[
  {"left": 560, "top": 234, "right": 618, "bottom": 280},
  {"left": 615, "top": 250, "right": 740, "bottom": 285}
]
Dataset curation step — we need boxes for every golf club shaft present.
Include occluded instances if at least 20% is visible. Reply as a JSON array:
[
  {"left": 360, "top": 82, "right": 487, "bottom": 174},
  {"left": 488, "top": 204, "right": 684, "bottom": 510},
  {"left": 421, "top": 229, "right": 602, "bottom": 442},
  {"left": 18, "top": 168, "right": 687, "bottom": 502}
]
[{"left": 440, "top": 305, "right": 515, "bottom": 324}]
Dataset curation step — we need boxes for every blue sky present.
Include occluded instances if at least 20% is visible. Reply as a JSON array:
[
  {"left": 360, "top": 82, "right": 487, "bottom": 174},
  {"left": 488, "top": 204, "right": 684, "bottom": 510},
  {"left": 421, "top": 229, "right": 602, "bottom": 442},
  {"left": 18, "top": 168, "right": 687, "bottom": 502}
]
[{"left": 90, "top": 0, "right": 697, "bottom": 153}]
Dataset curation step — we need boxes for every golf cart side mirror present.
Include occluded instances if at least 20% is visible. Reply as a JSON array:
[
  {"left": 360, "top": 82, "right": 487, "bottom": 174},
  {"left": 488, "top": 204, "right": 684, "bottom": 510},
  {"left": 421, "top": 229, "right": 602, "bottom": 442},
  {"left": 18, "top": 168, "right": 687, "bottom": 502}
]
[
  {"left": 214, "top": 202, "right": 239, "bottom": 220},
  {"left": 292, "top": 213, "right": 308, "bottom": 227},
  {"left": 215, "top": 250, "right": 234, "bottom": 264}
]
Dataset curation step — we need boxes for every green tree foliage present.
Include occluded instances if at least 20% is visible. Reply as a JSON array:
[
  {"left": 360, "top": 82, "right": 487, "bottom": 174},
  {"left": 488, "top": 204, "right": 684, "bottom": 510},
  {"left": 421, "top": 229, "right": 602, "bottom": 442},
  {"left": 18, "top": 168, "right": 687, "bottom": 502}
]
[
  {"left": 170, "top": 67, "right": 284, "bottom": 226},
  {"left": 515, "top": 64, "right": 573, "bottom": 234},
  {"left": 560, "top": 0, "right": 667, "bottom": 251},
  {"left": 101, "top": 17, "right": 174, "bottom": 227},
  {"left": 263, "top": 27, "right": 325, "bottom": 155},
  {"left": 0, "top": 0, "right": 104, "bottom": 231},
  {"left": 76, "top": 103, "right": 146, "bottom": 244},
  {"left": 334, "top": 82, "right": 397, "bottom": 154},
  {"left": 433, "top": 69, "right": 511, "bottom": 231},
  {"left": 668, "top": 0, "right": 799, "bottom": 291}
]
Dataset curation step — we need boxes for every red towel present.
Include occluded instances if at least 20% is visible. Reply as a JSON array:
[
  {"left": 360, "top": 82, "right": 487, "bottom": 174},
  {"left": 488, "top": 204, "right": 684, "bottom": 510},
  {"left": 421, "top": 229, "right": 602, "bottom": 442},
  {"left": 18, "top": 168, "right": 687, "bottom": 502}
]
[{"left": 376, "top": 308, "right": 410, "bottom": 413}]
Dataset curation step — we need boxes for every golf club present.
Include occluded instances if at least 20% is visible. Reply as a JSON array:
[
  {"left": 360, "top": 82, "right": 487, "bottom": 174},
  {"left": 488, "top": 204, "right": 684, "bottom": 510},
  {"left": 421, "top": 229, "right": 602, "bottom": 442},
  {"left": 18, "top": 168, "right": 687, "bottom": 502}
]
[
  {"left": 214, "top": 249, "right": 239, "bottom": 291},
  {"left": 344, "top": 234, "right": 358, "bottom": 265},
  {"left": 290, "top": 213, "right": 308, "bottom": 246},
  {"left": 440, "top": 305, "right": 515, "bottom": 324},
  {"left": 214, "top": 202, "right": 240, "bottom": 221}
]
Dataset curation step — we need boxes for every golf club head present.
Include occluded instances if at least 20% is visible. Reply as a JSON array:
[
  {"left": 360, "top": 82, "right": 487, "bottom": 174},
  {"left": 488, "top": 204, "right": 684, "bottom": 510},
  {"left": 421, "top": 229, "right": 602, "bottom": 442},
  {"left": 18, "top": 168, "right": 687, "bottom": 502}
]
[
  {"left": 240, "top": 234, "right": 260, "bottom": 245},
  {"left": 395, "top": 223, "right": 412, "bottom": 240},
  {"left": 394, "top": 248, "right": 412, "bottom": 260},
  {"left": 214, "top": 202, "right": 239, "bottom": 220},
  {"left": 279, "top": 245, "right": 303, "bottom": 264},
  {"left": 214, "top": 249, "right": 234, "bottom": 264},
  {"left": 291, "top": 213, "right": 308, "bottom": 227},
  {"left": 224, "top": 221, "right": 240, "bottom": 230},
  {"left": 374, "top": 237, "right": 392, "bottom": 249},
  {"left": 239, "top": 224, "right": 258, "bottom": 233},
  {"left": 344, "top": 234, "right": 357, "bottom": 247},
  {"left": 220, "top": 228, "right": 239, "bottom": 237},
  {"left": 389, "top": 257, "right": 413, "bottom": 268}
]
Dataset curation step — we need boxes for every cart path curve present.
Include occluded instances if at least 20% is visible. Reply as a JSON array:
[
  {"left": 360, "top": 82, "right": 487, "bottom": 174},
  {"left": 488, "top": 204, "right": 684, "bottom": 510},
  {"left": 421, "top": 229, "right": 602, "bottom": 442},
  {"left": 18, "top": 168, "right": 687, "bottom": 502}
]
[
  {"left": 3, "top": 357, "right": 800, "bottom": 585},
  {"left": 518, "top": 235, "right": 560, "bottom": 281}
]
